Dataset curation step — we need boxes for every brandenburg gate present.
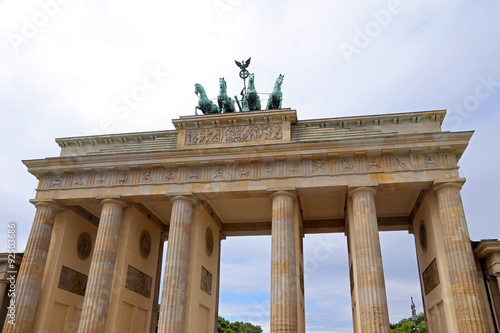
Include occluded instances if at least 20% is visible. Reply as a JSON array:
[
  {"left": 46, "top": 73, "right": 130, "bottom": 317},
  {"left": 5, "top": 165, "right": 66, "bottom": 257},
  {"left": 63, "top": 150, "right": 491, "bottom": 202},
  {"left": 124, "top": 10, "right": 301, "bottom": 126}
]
[{"left": 3, "top": 109, "right": 495, "bottom": 332}]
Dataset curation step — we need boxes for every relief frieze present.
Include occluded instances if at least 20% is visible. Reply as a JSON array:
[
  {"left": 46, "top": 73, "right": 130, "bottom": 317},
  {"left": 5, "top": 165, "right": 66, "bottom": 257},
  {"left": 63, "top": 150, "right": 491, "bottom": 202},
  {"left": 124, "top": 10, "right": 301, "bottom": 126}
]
[
  {"left": 117, "top": 171, "right": 130, "bottom": 184},
  {"left": 394, "top": 154, "right": 411, "bottom": 170},
  {"left": 94, "top": 173, "right": 109, "bottom": 186},
  {"left": 51, "top": 174, "right": 65, "bottom": 188},
  {"left": 263, "top": 162, "right": 275, "bottom": 177},
  {"left": 140, "top": 170, "right": 153, "bottom": 183},
  {"left": 288, "top": 162, "right": 301, "bottom": 176},
  {"left": 73, "top": 174, "right": 86, "bottom": 187},
  {"left": 164, "top": 169, "right": 176, "bottom": 181},
  {"left": 423, "top": 154, "right": 439, "bottom": 168},
  {"left": 368, "top": 159, "right": 382, "bottom": 169},
  {"left": 41, "top": 149, "right": 451, "bottom": 191},
  {"left": 314, "top": 160, "right": 327, "bottom": 174},
  {"left": 212, "top": 167, "right": 225, "bottom": 180},
  {"left": 187, "top": 167, "right": 200, "bottom": 181},
  {"left": 236, "top": 165, "right": 250, "bottom": 179},
  {"left": 185, "top": 124, "right": 282, "bottom": 146},
  {"left": 340, "top": 158, "right": 355, "bottom": 172}
]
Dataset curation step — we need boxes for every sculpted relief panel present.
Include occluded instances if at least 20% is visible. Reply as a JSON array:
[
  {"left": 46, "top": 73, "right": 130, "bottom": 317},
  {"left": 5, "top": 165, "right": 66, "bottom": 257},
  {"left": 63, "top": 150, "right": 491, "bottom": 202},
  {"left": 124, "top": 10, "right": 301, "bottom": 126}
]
[
  {"left": 184, "top": 124, "right": 283, "bottom": 146},
  {"left": 422, "top": 258, "right": 440, "bottom": 295},
  {"left": 125, "top": 265, "right": 152, "bottom": 298},
  {"left": 58, "top": 266, "right": 88, "bottom": 296}
]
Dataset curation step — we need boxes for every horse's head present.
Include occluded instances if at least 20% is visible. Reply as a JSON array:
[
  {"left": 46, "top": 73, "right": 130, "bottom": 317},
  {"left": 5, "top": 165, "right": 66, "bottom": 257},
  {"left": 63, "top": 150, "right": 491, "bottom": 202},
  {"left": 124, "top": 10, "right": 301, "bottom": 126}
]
[
  {"left": 194, "top": 83, "right": 203, "bottom": 96},
  {"left": 219, "top": 77, "right": 226, "bottom": 90},
  {"left": 249, "top": 73, "right": 255, "bottom": 84},
  {"left": 277, "top": 74, "right": 284, "bottom": 86}
]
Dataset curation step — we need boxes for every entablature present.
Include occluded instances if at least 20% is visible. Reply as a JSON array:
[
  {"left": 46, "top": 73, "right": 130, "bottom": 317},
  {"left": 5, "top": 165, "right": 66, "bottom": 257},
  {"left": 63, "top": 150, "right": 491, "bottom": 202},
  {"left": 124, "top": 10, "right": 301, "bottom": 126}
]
[{"left": 25, "top": 130, "right": 472, "bottom": 178}]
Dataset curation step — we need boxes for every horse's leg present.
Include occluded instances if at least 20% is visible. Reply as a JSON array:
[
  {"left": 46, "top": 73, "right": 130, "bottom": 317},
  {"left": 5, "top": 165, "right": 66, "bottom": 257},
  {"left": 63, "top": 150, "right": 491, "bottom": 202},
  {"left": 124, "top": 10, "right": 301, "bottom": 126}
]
[
  {"left": 266, "top": 94, "right": 273, "bottom": 109},
  {"left": 212, "top": 102, "right": 220, "bottom": 114},
  {"left": 195, "top": 106, "right": 206, "bottom": 115},
  {"left": 218, "top": 98, "right": 223, "bottom": 113}
]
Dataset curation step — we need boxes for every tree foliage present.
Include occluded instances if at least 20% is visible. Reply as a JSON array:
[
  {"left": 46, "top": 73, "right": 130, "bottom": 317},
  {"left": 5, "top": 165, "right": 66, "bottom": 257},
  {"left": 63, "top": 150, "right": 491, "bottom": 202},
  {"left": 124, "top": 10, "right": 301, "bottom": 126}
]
[
  {"left": 156, "top": 305, "right": 261, "bottom": 333},
  {"left": 217, "top": 316, "right": 263, "bottom": 333},
  {"left": 390, "top": 312, "right": 427, "bottom": 333}
]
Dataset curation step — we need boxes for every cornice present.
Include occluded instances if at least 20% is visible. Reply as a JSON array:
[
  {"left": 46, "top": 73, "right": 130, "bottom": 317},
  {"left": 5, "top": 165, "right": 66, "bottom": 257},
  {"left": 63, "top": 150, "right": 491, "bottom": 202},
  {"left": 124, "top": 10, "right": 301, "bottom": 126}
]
[
  {"left": 474, "top": 241, "right": 500, "bottom": 258},
  {"left": 296, "top": 109, "right": 447, "bottom": 126}
]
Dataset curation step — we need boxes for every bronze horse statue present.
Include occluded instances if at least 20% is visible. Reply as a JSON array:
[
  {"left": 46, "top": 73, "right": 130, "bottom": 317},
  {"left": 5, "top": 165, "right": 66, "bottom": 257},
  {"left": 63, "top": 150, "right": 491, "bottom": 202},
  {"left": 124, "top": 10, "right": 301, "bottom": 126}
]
[
  {"left": 194, "top": 83, "right": 219, "bottom": 115},
  {"left": 242, "top": 73, "right": 261, "bottom": 111},
  {"left": 217, "top": 78, "right": 236, "bottom": 113},
  {"left": 266, "top": 74, "right": 284, "bottom": 110}
]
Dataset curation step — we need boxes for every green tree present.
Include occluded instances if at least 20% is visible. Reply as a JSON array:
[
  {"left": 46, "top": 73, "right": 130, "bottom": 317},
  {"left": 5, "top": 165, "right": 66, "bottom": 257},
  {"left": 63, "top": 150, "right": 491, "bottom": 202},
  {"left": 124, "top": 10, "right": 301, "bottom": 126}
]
[
  {"left": 390, "top": 312, "right": 427, "bottom": 333},
  {"left": 217, "top": 316, "right": 263, "bottom": 333}
]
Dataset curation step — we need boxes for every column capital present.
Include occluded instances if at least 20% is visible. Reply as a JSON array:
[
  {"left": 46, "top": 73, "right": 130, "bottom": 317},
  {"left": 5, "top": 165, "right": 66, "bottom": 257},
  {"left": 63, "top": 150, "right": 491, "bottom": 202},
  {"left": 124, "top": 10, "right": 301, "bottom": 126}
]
[
  {"left": 348, "top": 186, "right": 377, "bottom": 197},
  {"left": 433, "top": 179, "right": 465, "bottom": 193},
  {"left": 269, "top": 190, "right": 297, "bottom": 200},
  {"left": 29, "top": 199, "right": 61, "bottom": 211},
  {"left": 100, "top": 198, "right": 128, "bottom": 208},
  {"left": 170, "top": 195, "right": 197, "bottom": 205}
]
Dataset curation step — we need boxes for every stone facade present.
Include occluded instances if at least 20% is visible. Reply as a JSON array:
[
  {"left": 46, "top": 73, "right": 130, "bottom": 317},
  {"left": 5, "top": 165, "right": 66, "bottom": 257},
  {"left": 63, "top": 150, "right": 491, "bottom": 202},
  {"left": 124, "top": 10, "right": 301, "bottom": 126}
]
[{"left": 2, "top": 109, "right": 497, "bottom": 332}]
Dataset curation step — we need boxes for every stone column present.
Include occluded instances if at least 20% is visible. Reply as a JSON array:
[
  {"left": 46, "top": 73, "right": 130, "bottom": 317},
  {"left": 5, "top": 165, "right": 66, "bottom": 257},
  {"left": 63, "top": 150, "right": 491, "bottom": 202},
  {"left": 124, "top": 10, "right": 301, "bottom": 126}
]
[
  {"left": 77, "top": 199, "right": 127, "bottom": 333},
  {"left": 158, "top": 196, "right": 195, "bottom": 333},
  {"left": 2, "top": 201, "right": 59, "bottom": 333},
  {"left": 150, "top": 232, "right": 168, "bottom": 333},
  {"left": 270, "top": 191, "right": 298, "bottom": 333},
  {"left": 214, "top": 234, "right": 223, "bottom": 333},
  {"left": 434, "top": 182, "right": 490, "bottom": 332},
  {"left": 348, "top": 187, "right": 390, "bottom": 333},
  {"left": 0, "top": 280, "right": 7, "bottom": 307}
]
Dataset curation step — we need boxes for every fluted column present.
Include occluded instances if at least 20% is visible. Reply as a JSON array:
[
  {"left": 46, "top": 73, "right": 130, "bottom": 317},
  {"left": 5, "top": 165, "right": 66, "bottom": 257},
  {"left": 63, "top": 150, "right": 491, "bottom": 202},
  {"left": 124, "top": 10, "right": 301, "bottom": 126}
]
[
  {"left": 2, "top": 201, "right": 59, "bottom": 333},
  {"left": 150, "top": 232, "right": 168, "bottom": 333},
  {"left": 348, "top": 187, "right": 390, "bottom": 333},
  {"left": 158, "top": 196, "right": 195, "bottom": 333},
  {"left": 434, "top": 182, "right": 490, "bottom": 332},
  {"left": 77, "top": 199, "right": 127, "bottom": 333},
  {"left": 270, "top": 191, "right": 298, "bottom": 333}
]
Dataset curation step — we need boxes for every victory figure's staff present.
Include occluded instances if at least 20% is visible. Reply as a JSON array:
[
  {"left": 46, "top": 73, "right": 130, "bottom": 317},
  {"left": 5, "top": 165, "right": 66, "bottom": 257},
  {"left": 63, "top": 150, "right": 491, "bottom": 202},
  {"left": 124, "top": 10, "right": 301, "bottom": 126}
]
[{"left": 234, "top": 57, "right": 251, "bottom": 111}]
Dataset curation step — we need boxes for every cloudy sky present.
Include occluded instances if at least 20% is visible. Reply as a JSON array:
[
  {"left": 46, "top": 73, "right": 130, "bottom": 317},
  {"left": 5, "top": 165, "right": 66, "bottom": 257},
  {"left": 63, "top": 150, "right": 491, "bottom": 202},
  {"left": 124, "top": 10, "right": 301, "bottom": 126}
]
[{"left": 1, "top": 0, "right": 500, "bottom": 332}]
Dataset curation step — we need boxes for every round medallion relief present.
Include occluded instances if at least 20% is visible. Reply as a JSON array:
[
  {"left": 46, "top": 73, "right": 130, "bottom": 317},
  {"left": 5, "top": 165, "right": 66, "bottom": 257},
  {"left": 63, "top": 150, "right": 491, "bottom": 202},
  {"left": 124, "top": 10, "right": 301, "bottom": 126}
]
[
  {"left": 419, "top": 221, "right": 428, "bottom": 252},
  {"left": 140, "top": 230, "right": 151, "bottom": 259},
  {"left": 206, "top": 228, "right": 214, "bottom": 257},
  {"left": 77, "top": 232, "right": 92, "bottom": 260}
]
